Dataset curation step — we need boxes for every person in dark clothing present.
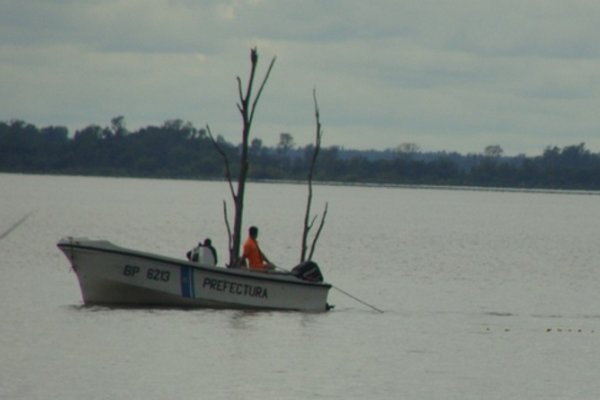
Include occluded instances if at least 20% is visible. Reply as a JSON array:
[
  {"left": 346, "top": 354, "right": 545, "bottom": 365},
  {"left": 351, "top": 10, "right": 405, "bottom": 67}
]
[
  {"left": 186, "top": 238, "right": 218, "bottom": 266},
  {"left": 203, "top": 238, "right": 217, "bottom": 265}
]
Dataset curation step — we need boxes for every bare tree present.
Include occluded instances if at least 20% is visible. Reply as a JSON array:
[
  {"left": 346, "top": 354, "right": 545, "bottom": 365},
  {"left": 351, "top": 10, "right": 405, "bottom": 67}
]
[
  {"left": 484, "top": 145, "right": 504, "bottom": 158},
  {"left": 300, "top": 89, "right": 328, "bottom": 263},
  {"left": 395, "top": 142, "right": 421, "bottom": 155},
  {"left": 277, "top": 132, "right": 295, "bottom": 153},
  {"left": 207, "top": 48, "right": 276, "bottom": 266}
]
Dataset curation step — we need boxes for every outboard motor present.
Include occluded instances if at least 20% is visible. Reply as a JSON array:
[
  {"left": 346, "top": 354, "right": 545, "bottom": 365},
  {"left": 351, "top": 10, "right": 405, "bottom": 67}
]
[{"left": 291, "top": 261, "right": 324, "bottom": 283}]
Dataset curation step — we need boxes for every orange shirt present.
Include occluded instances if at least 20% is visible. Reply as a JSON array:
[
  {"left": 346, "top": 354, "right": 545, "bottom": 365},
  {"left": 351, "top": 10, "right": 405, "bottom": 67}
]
[{"left": 243, "top": 237, "right": 265, "bottom": 269}]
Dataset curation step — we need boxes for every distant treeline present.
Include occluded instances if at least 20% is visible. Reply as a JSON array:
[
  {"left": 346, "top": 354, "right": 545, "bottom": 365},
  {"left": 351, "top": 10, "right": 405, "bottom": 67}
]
[{"left": 1, "top": 118, "right": 600, "bottom": 190}]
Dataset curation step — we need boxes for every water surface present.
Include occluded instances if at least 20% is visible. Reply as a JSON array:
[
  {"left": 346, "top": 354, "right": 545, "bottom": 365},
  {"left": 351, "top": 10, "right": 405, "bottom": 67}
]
[{"left": 1, "top": 174, "right": 599, "bottom": 399}]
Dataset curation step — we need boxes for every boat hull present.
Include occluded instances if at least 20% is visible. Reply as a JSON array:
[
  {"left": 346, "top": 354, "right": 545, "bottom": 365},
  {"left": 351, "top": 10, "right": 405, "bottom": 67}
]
[{"left": 57, "top": 238, "right": 332, "bottom": 312}]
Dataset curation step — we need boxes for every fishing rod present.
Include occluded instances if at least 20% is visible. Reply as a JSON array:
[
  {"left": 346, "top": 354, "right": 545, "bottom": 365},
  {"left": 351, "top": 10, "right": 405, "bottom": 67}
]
[
  {"left": 273, "top": 264, "right": 384, "bottom": 313},
  {"left": 0, "top": 211, "right": 34, "bottom": 240},
  {"left": 331, "top": 285, "right": 384, "bottom": 314}
]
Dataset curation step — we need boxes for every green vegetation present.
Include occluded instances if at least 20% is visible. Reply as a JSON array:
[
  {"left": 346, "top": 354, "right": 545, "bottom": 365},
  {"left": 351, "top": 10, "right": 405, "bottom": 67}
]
[{"left": 1, "top": 118, "right": 599, "bottom": 190}]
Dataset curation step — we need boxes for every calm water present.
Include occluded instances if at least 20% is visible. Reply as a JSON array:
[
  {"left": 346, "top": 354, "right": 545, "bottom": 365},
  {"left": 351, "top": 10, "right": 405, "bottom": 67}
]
[{"left": 1, "top": 173, "right": 600, "bottom": 399}]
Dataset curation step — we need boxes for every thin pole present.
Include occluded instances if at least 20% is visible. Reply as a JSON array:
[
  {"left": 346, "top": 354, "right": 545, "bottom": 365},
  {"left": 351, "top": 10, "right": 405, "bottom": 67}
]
[
  {"left": 0, "top": 211, "right": 34, "bottom": 240},
  {"left": 273, "top": 265, "right": 384, "bottom": 313},
  {"left": 333, "top": 285, "right": 384, "bottom": 313}
]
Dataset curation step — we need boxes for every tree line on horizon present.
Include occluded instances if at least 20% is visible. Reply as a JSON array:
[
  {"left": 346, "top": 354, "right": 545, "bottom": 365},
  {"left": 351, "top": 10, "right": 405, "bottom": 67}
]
[{"left": 1, "top": 118, "right": 599, "bottom": 190}]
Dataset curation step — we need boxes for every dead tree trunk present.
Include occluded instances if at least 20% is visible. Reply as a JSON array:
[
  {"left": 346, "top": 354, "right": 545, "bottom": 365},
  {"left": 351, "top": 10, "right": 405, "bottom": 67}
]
[
  {"left": 208, "top": 48, "right": 276, "bottom": 266},
  {"left": 300, "top": 89, "right": 328, "bottom": 263}
]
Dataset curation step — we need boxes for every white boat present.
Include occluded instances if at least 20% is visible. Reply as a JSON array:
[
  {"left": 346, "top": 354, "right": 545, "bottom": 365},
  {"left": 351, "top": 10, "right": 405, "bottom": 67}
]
[{"left": 57, "top": 237, "right": 332, "bottom": 312}]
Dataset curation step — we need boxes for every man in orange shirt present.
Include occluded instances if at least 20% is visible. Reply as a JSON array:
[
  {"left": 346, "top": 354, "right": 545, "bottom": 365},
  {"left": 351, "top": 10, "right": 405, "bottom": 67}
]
[{"left": 242, "top": 226, "right": 274, "bottom": 271}]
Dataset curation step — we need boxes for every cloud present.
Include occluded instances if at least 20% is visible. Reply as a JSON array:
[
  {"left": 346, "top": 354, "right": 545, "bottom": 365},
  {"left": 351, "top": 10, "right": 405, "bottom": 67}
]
[{"left": 2, "top": 0, "right": 600, "bottom": 155}]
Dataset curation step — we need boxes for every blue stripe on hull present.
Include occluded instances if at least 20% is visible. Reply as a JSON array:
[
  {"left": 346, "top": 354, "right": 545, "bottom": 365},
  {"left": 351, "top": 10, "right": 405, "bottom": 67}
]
[{"left": 180, "top": 266, "right": 195, "bottom": 298}]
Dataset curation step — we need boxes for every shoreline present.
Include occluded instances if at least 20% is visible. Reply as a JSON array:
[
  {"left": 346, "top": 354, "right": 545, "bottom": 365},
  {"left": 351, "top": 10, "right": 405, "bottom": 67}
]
[{"left": 2, "top": 171, "right": 599, "bottom": 195}]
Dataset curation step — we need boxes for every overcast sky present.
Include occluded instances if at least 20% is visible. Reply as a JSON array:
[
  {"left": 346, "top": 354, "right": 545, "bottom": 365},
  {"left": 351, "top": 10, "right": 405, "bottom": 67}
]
[{"left": 2, "top": 1, "right": 600, "bottom": 155}]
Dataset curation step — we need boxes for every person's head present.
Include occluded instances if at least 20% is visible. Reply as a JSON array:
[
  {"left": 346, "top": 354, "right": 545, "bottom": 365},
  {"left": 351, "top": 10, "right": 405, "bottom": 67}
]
[
  {"left": 249, "top": 226, "right": 258, "bottom": 238},
  {"left": 204, "top": 238, "right": 212, "bottom": 246}
]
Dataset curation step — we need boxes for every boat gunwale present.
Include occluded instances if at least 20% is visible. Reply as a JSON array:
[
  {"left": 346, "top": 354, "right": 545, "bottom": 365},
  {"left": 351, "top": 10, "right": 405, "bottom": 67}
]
[{"left": 57, "top": 241, "right": 332, "bottom": 289}]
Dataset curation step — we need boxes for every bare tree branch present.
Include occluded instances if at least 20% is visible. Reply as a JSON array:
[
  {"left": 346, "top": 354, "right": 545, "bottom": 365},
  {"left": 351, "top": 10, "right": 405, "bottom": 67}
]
[
  {"left": 243, "top": 49, "right": 258, "bottom": 109},
  {"left": 308, "top": 214, "right": 317, "bottom": 231},
  {"left": 300, "top": 180, "right": 313, "bottom": 261},
  {"left": 207, "top": 123, "right": 236, "bottom": 263},
  {"left": 236, "top": 76, "right": 244, "bottom": 109},
  {"left": 248, "top": 56, "right": 276, "bottom": 127},
  {"left": 310, "top": 89, "right": 323, "bottom": 170},
  {"left": 223, "top": 200, "right": 233, "bottom": 264},
  {"left": 308, "top": 202, "right": 328, "bottom": 261},
  {"left": 300, "top": 88, "right": 326, "bottom": 262},
  {"left": 206, "top": 124, "right": 236, "bottom": 201}
]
